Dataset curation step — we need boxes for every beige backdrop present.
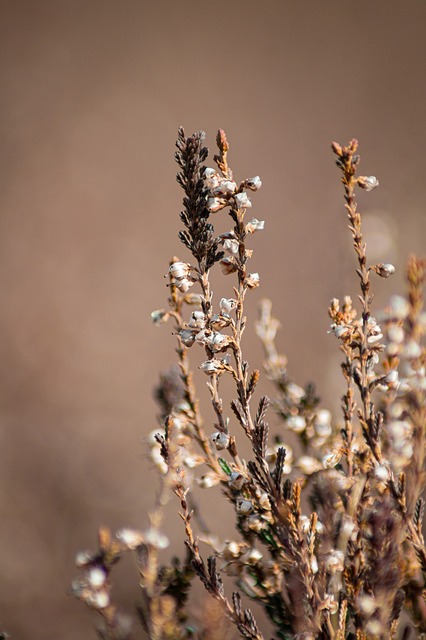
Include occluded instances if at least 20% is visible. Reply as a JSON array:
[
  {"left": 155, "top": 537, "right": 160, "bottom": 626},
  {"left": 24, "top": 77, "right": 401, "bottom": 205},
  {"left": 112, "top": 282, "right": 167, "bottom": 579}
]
[{"left": 1, "top": 1, "right": 426, "bottom": 637}]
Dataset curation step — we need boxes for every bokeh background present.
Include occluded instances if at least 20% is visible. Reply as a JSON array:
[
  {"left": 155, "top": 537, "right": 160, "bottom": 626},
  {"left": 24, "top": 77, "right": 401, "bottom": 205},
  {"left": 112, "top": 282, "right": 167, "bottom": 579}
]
[{"left": 1, "top": 1, "right": 426, "bottom": 637}]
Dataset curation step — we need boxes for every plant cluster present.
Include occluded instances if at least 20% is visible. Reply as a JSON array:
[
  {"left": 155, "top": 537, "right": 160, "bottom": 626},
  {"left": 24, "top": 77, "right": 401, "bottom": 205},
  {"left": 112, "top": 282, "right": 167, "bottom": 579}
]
[{"left": 73, "top": 130, "right": 426, "bottom": 640}]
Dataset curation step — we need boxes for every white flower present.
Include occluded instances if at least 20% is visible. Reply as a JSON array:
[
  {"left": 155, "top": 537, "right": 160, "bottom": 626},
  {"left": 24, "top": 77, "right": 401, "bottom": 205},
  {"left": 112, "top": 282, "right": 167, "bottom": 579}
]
[
  {"left": 214, "top": 180, "right": 237, "bottom": 197},
  {"left": 88, "top": 590, "right": 110, "bottom": 609},
  {"left": 169, "top": 261, "right": 191, "bottom": 279},
  {"left": 116, "top": 528, "right": 145, "bottom": 549},
  {"left": 331, "top": 324, "right": 351, "bottom": 339},
  {"left": 322, "top": 450, "right": 342, "bottom": 469},
  {"left": 144, "top": 528, "right": 170, "bottom": 550},
  {"left": 188, "top": 310, "right": 206, "bottom": 329},
  {"left": 197, "top": 473, "right": 220, "bottom": 488},
  {"left": 297, "top": 456, "right": 322, "bottom": 475},
  {"left": 75, "top": 550, "right": 97, "bottom": 567},
  {"left": 220, "top": 257, "right": 238, "bottom": 275},
  {"left": 199, "top": 358, "right": 226, "bottom": 375},
  {"left": 246, "top": 218, "right": 265, "bottom": 233},
  {"left": 207, "top": 196, "right": 227, "bottom": 213},
  {"left": 220, "top": 298, "right": 237, "bottom": 315},
  {"left": 246, "top": 176, "right": 262, "bottom": 191},
  {"left": 234, "top": 192, "right": 252, "bottom": 209},
  {"left": 204, "top": 167, "right": 220, "bottom": 189},
  {"left": 387, "top": 325, "right": 404, "bottom": 343},
  {"left": 178, "top": 329, "right": 196, "bottom": 347},
  {"left": 245, "top": 272, "right": 260, "bottom": 288},
  {"left": 236, "top": 498, "right": 253, "bottom": 515},
  {"left": 229, "top": 471, "right": 246, "bottom": 490},
  {"left": 151, "top": 309, "right": 169, "bottom": 326},
  {"left": 211, "top": 431, "right": 230, "bottom": 450},
  {"left": 389, "top": 295, "right": 410, "bottom": 320},
  {"left": 88, "top": 567, "right": 106, "bottom": 588},
  {"left": 374, "top": 263, "right": 395, "bottom": 278},
  {"left": 325, "top": 549, "right": 344, "bottom": 573},
  {"left": 223, "top": 238, "right": 239, "bottom": 254},
  {"left": 286, "top": 415, "right": 306, "bottom": 433},
  {"left": 358, "top": 175, "right": 379, "bottom": 191}
]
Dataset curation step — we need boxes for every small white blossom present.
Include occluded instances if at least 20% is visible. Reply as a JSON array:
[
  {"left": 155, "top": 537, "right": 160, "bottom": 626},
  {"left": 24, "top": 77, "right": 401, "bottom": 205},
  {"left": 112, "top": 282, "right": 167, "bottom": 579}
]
[
  {"left": 234, "top": 192, "right": 252, "bottom": 209},
  {"left": 144, "top": 528, "right": 170, "bottom": 550},
  {"left": 88, "top": 567, "right": 106, "bottom": 588},
  {"left": 207, "top": 196, "right": 227, "bottom": 213},
  {"left": 220, "top": 257, "right": 238, "bottom": 275},
  {"left": 245, "top": 218, "right": 265, "bottom": 233},
  {"left": 223, "top": 238, "right": 239, "bottom": 254},
  {"left": 325, "top": 549, "right": 344, "bottom": 573},
  {"left": 387, "top": 324, "right": 404, "bottom": 343},
  {"left": 169, "top": 261, "right": 191, "bottom": 279},
  {"left": 245, "top": 272, "right": 260, "bottom": 288},
  {"left": 116, "top": 528, "right": 145, "bottom": 550},
  {"left": 199, "top": 358, "right": 225, "bottom": 375},
  {"left": 389, "top": 295, "right": 410, "bottom": 320},
  {"left": 236, "top": 498, "right": 253, "bottom": 515},
  {"left": 188, "top": 310, "right": 206, "bottom": 329},
  {"left": 322, "top": 450, "right": 342, "bottom": 469},
  {"left": 211, "top": 431, "right": 230, "bottom": 450},
  {"left": 220, "top": 297, "right": 237, "bottom": 315},
  {"left": 214, "top": 180, "right": 237, "bottom": 197},
  {"left": 75, "top": 550, "right": 97, "bottom": 567},
  {"left": 246, "top": 176, "right": 262, "bottom": 191},
  {"left": 374, "top": 263, "right": 395, "bottom": 278},
  {"left": 297, "top": 456, "right": 322, "bottom": 475},
  {"left": 88, "top": 590, "right": 110, "bottom": 609},
  {"left": 287, "top": 415, "right": 306, "bottom": 433},
  {"left": 229, "top": 471, "right": 246, "bottom": 490},
  {"left": 358, "top": 175, "right": 379, "bottom": 191},
  {"left": 197, "top": 473, "right": 220, "bottom": 489},
  {"left": 151, "top": 309, "right": 169, "bottom": 326},
  {"left": 204, "top": 167, "right": 220, "bottom": 189}
]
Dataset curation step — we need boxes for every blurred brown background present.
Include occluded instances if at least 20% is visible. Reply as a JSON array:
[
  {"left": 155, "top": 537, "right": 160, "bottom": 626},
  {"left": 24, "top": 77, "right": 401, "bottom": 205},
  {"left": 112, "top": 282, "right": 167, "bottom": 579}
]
[{"left": 1, "top": 0, "right": 426, "bottom": 637}]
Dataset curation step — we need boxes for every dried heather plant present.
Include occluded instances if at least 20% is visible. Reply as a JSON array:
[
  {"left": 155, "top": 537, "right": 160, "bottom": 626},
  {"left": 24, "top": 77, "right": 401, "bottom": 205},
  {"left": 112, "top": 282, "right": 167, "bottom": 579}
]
[{"left": 73, "top": 131, "right": 426, "bottom": 640}]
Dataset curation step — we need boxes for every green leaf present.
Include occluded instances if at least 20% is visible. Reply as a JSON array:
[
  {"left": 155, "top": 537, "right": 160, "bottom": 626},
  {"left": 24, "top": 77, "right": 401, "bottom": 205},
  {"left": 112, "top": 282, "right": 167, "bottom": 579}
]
[{"left": 218, "top": 457, "right": 232, "bottom": 476}]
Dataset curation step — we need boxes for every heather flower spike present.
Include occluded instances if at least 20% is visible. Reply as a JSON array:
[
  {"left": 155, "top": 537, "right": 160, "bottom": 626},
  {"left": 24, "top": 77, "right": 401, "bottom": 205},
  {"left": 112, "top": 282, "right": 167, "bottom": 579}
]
[{"left": 74, "top": 131, "right": 426, "bottom": 640}]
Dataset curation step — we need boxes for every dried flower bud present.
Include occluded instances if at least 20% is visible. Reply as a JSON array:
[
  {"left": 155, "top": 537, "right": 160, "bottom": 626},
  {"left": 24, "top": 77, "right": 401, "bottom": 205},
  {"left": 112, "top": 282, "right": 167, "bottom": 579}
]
[
  {"left": 373, "top": 263, "right": 395, "bottom": 278},
  {"left": 234, "top": 192, "right": 252, "bottom": 209},
  {"left": 358, "top": 175, "right": 379, "bottom": 191},
  {"left": 211, "top": 431, "right": 230, "bottom": 450},
  {"left": 245, "top": 272, "right": 260, "bottom": 288},
  {"left": 220, "top": 257, "right": 238, "bottom": 275},
  {"left": 245, "top": 176, "right": 262, "bottom": 191},
  {"left": 199, "top": 359, "right": 224, "bottom": 375},
  {"left": 358, "top": 593, "right": 376, "bottom": 615},
  {"left": 387, "top": 324, "right": 404, "bottom": 344}
]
